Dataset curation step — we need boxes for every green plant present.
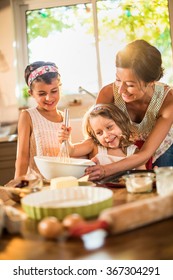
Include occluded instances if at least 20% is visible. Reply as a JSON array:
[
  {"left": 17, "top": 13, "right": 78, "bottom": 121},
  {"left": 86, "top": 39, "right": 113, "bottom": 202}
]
[{"left": 22, "top": 85, "right": 30, "bottom": 105}]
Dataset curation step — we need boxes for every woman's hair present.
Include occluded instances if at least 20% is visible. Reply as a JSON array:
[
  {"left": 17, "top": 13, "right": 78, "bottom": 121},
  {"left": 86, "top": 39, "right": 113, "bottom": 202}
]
[
  {"left": 116, "top": 39, "right": 164, "bottom": 82},
  {"left": 83, "top": 103, "right": 134, "bottom": 153},
  {"left": 25, "top": 61, "right": 61, "bottom": 88}
]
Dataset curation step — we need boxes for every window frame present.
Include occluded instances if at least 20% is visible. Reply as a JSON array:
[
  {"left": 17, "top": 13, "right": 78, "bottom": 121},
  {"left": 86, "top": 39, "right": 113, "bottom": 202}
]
[
  {"left": 12, "top": 0, "right": 101, "bottom": 97},
  {"left": 11, "top": 0, "right": 173, "bottom": 99}
]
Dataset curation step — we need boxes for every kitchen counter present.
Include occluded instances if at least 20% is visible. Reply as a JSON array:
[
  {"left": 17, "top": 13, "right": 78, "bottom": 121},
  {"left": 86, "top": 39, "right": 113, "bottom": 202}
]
[
  {"left": 1, "top": 187, "right": 173, "bottom": 260},
  {"left": 0, "top": 134, "right": 17, "bottom": 143}
]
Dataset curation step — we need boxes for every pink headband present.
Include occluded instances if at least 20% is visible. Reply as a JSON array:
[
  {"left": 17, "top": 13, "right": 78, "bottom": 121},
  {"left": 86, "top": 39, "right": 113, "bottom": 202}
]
[{"left": 28, "top": 65, "right": 59, "bottom": 87}]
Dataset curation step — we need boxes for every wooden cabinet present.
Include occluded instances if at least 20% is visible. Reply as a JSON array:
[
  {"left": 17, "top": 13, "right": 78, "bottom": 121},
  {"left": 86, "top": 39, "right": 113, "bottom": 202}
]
[{"left": 0, "top": 140, "right": 17, "bottom": 185}]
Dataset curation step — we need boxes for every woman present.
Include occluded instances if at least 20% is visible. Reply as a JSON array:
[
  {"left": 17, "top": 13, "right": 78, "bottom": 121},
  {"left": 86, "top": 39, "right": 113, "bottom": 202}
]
[{"left": 86, "top": 39, "right": 173, "bottom": 180}]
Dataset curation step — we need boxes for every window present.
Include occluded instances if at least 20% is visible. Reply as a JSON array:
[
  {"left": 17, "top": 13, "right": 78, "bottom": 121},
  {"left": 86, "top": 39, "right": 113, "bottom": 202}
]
[
  {"left": 26, "top": 3, "right": 99, "bottom": 94},
  {"left": 12, "top": 0, "right": 173, "bottom": 99}
]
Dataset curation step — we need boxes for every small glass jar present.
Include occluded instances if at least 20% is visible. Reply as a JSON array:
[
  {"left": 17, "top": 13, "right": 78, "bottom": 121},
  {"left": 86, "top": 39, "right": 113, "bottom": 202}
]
[
  {"left": 155, "top": 167, "right": 173, "bottom": 196},
  {"left": 123, "top": 172, "right": 155, "bottom": 194}
]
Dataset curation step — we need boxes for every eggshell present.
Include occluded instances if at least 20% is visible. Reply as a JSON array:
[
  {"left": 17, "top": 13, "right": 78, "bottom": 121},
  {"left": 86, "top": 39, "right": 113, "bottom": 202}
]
[
  {"left": 38, "top": 216, "right": 62, "bottom": 239},
  {"left": 62, "top": 213, "right": 84, "bottom": 230}
]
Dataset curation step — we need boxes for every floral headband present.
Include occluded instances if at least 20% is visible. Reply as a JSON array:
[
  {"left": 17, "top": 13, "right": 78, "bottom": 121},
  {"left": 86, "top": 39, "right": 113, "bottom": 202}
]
[{"left": 28, "top": 65, "right": 59, "bottom": 87}]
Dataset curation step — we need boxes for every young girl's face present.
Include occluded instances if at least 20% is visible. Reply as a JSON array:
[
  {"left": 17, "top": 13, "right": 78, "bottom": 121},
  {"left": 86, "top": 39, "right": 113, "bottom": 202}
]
[
  {"left": 89, "top": 115, "right": 122, "bottom": 148},
  {"left": 29, "top": 78, "right": 61, "bottom": 111}
]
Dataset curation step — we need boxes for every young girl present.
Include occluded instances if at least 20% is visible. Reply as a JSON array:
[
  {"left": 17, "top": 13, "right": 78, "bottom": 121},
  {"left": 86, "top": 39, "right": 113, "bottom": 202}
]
[
  {"left": 15, "top": 61, "right": 64, "bottom": 178},
  {"left": 59, "top": 103, "right": 145, "bottom": 179}
]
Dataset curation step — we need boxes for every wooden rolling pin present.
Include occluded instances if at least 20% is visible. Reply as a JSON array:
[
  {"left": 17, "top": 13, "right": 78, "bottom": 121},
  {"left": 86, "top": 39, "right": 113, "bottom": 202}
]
[
  {"left": 70, "top": 194, "right": 173, "bottom": 237},
  {"left": 99, "top": 193, "right": 173, "bottom": 234}
]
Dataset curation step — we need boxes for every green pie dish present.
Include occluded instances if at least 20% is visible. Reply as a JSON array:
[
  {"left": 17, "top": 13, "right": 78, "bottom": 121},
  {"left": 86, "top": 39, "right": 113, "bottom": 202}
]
[{"left": 21, "top": 186, "right": 113, "bottom": 220}]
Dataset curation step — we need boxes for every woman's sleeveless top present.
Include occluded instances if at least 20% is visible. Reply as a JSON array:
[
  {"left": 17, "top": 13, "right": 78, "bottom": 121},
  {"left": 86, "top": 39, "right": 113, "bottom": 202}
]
[
  {"left": 113, "top": 82, "right": 173, "bottom": 162},
  {"left": 95, "top": 145, "right": 137, "bottom": 165},
  {"left": 26, "top": 107, "right": 63, "bottom": 174}
]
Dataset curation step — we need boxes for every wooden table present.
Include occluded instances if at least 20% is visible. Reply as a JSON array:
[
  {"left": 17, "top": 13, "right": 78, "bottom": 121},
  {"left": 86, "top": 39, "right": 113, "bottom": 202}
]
[{"left": 1, "top": 187, "right": 173, "bottom": 260}]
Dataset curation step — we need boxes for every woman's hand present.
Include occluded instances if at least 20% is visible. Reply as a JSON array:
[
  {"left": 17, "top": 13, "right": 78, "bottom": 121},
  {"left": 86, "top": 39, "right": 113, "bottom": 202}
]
[
  {"left": 85, "top": 159, "right": 106, "bottom": 181},
  {"left": 58, "top": 124, "right": 71, "bottom": 144}
]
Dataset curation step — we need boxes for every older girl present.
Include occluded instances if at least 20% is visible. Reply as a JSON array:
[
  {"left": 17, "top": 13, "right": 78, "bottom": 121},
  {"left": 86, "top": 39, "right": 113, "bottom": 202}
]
[{"left": 15, "top": 61, "right": 63, "bottom": 177}]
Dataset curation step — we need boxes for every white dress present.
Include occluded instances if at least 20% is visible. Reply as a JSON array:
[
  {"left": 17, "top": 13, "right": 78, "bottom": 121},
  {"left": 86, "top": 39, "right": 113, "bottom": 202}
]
[
  {"left": 26, "top": 107, "right": 63, "bottom": 174},
  {"left": 95, "top": 145, "right": 137, "bottom": 165}
]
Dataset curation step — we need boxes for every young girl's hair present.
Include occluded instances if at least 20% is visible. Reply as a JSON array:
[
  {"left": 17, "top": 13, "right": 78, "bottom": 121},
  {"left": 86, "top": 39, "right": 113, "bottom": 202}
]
[
  {"left": 83, "top": 103, "right": 134, "bottom": 153},
  {"left": 25, "top": 61, "right": 61, "bottom": 88}
]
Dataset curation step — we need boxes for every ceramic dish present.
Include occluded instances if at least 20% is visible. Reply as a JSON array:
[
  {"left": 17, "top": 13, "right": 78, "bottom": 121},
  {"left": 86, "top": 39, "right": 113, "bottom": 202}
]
[
  {"left": 2, "top": 186, "right": 31, "bottom": 203},
  {"left": 4, "top": 174, "right": 43, "bottom": 202},
  {"left": 21, "top": 186, "right": 113, "bottom": 220},
  {"left": 34, "top": 156, "right": 95, "bottom": 180}
]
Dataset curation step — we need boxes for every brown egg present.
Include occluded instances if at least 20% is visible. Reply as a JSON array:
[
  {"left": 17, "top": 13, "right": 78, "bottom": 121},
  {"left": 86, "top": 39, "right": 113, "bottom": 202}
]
[
  {"left": 62, "top": 213, "right": 84, "bottom": 230},
  {"left": 38, "top": 216, "right": 63, "bottom": 239}
]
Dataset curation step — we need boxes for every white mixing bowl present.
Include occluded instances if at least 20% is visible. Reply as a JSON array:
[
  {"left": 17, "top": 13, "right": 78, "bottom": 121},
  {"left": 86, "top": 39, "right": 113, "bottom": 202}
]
[{"left": 34, "top": 156, "right": 95, "bottom": 180}]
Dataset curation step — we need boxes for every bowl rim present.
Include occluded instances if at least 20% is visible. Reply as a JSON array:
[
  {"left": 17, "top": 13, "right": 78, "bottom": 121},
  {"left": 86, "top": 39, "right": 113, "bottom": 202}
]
[
  {"left": 21, "top": 186, "right": 113, "bottom": 206},
  {"left": 34, "top": 156, "right": 95, "bottom": 167}
]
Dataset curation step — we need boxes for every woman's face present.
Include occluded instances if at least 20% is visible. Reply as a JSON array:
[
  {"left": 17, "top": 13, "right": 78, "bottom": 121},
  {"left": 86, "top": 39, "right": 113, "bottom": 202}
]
[
  {"left": 29, "top": 78, "right": 61, "bottom": 111},
  {"left": 115, "top": 68, "right": 147, "bottom": 102},
  {"left": 90, "top": 115, "right": 122, "bottom": 148}
]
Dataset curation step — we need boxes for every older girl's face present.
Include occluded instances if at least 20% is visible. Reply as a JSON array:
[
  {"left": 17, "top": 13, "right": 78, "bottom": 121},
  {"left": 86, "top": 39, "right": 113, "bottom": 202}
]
[
  {"left": 115, "top": 68, "right": 147, "bottom": 102},
  {"left": 29, "top": 78, "right": 61, "bottom": 111},
  {"left": 90, "top": 115, "right": 122, "bottom": 148}
]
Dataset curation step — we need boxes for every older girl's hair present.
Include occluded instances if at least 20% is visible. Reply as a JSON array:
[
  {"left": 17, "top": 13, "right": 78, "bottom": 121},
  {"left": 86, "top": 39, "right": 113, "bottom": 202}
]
[
  {"left": 25, "top": 61, "right": 61, "bottom": 88},
  {"left": 116, "top": 39, "right": 164, "bottom": 82},
  {"left": 83, "top": 103, "right": 134, "bottom": 153}
]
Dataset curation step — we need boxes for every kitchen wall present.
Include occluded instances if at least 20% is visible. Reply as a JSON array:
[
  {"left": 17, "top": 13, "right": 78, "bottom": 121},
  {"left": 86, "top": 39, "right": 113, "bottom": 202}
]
[
  {"left": 0, "top": 0, "right": 95, "bottom": 126},
  {"left": 0, "top": 0, "right": 19, "bottom": 123}
]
